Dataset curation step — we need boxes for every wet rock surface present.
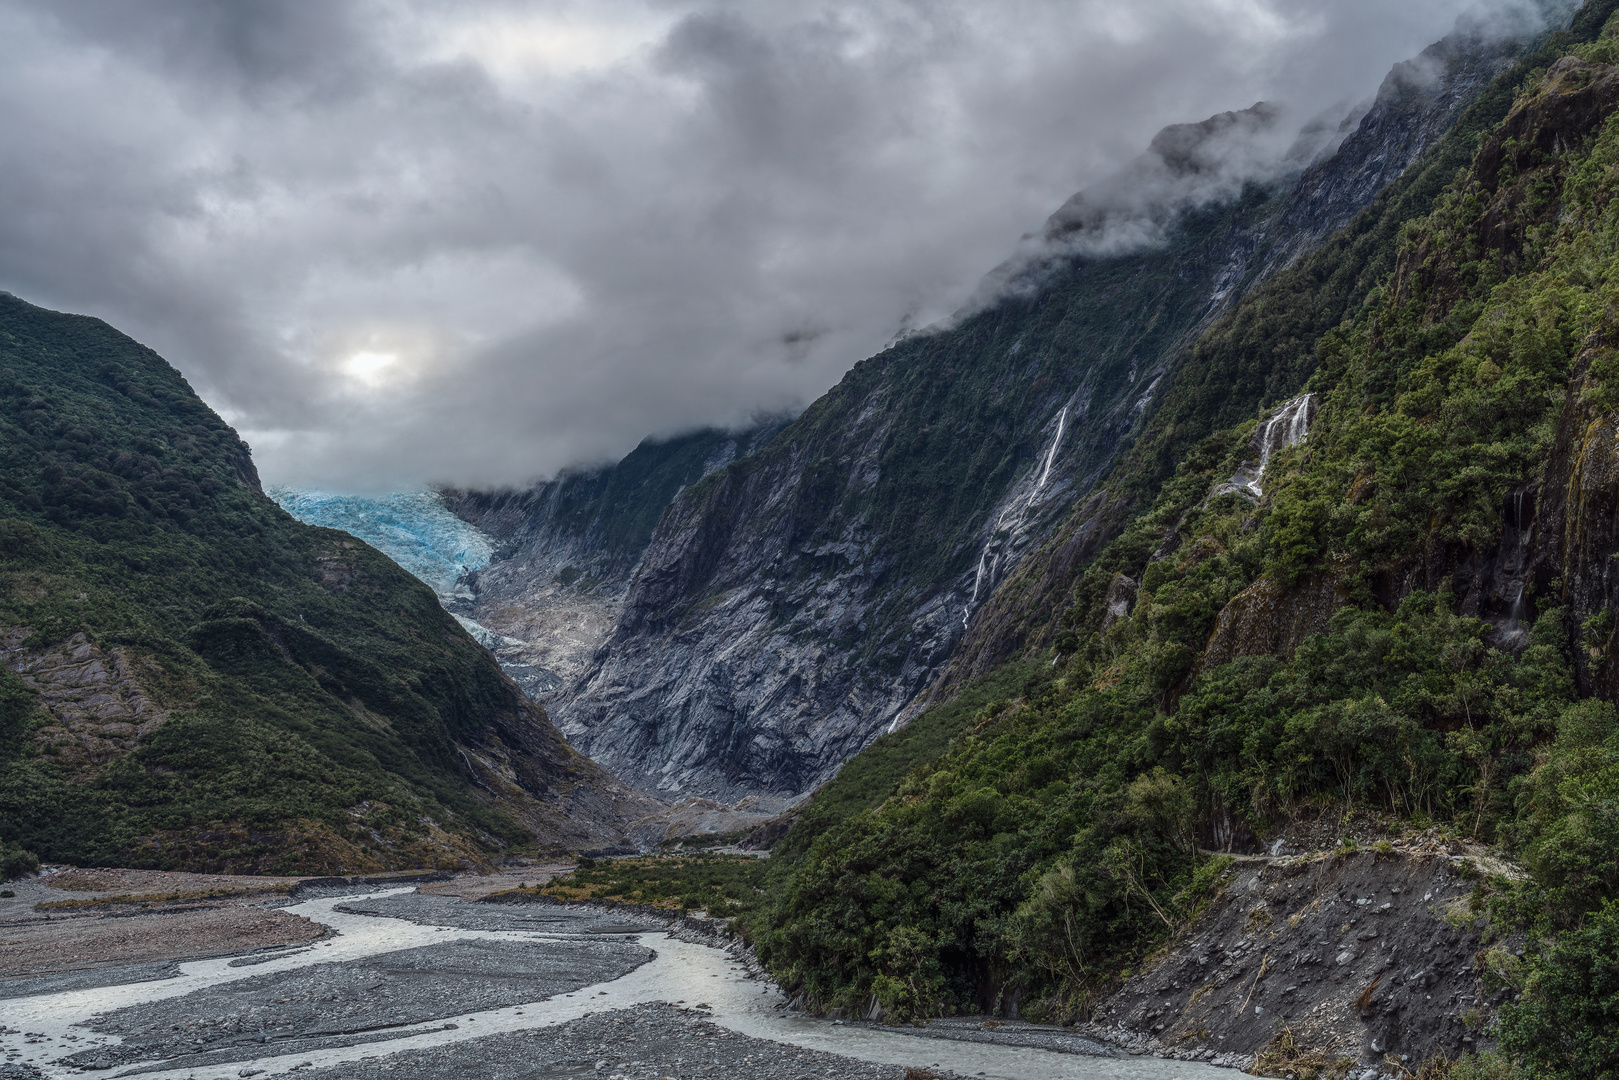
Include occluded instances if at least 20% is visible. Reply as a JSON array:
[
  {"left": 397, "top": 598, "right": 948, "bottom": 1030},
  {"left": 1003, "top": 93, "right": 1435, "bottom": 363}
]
[
  {"left": 285, "top": 1002, "right": 967, "bottom": 1080},
  {"left": 61, "top": 936, "right": 654, "bottom": 1072},
  {"left": 0, "top": 960, "right": 182, "bottom": 1001},
  {"left": 336, "top": 892, "right": 651, "bottom": 935}
]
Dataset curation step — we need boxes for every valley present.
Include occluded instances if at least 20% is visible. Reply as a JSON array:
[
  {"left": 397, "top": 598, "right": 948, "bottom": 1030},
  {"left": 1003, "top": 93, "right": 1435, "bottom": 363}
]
[
  {"left": 0, "top": 871, "right": 1226, "bottom": 1080},
  {"left": 9, "top": 1, "right": 1619, "bottom": 1078}
]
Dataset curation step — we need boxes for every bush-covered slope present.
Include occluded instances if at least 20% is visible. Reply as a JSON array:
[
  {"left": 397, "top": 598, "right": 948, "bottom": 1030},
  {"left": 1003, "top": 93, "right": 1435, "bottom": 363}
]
[
  {"left": 751, "top": 9, "right": 1619, "bottom": 1075},
  {"left": 0, "top": 294, "right": 649, "bottom": 873},
  {"left": 554, "top": 22, "right": 1547, "bottom": 805},
  {"left": 940, "top": 2, "right": 1614, "bottom": 688}
]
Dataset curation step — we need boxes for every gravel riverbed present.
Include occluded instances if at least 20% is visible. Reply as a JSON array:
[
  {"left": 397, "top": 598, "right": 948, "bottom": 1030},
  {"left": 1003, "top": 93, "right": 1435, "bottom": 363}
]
[{"left": 0, "top": 871, "right": 1228, "bottom": 1080}]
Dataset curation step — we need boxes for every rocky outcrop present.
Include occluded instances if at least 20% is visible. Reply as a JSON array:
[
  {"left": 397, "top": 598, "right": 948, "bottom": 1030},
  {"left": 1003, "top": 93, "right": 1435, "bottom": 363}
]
[
  {"left": 1, "top": 631, "right": 168, "bottom": 766},
  {"left": 1085, "top": 831, "right": 1522, "bottom": 1071},
  {"left": 1195, "top": 574, "right": 1345, "bottom": 676},
  {"left": 441, "top": 423, "right": 785, "bottom": 704}
]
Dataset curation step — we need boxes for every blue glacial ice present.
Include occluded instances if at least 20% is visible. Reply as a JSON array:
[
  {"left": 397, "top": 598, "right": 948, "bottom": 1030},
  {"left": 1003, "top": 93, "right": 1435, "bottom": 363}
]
[{"left": 269, "top": 487, "right": 492, "bottom": 600}]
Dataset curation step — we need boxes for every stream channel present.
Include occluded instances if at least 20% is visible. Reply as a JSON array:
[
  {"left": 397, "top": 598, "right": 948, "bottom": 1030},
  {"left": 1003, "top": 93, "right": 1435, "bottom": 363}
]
[{"left": 0, "top": 886, "right": 1230, "bottom": 1080}]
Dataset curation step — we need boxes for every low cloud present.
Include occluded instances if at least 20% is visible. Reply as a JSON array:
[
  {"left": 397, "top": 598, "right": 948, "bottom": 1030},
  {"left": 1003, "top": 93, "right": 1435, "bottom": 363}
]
[{"left": 0, "top": 0, "right": 1563, "bottom": 490}]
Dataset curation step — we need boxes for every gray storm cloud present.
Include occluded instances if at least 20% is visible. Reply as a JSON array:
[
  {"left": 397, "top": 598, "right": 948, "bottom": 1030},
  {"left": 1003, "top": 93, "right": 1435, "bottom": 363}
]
[{"left": 0, "top": 0, "right": 1560, "bottom": 490}]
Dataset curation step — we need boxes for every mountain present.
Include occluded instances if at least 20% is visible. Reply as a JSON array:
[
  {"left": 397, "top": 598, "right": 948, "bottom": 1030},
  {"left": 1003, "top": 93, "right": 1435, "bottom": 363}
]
[
  {"left": 929, "top": 9, "right": 1577, "bottom": 699},
  {"left": 436, "top": 421, "right": 788, "bottom": 704},
  {"left": 0, "top": 293, "right": 656, "bottom": 873},
  {"left": 742, "top": 2, "right": 1619, "bottom": 1071},
  {"left": 526, "top": 14, "right": 1556, "bottom": 808}
]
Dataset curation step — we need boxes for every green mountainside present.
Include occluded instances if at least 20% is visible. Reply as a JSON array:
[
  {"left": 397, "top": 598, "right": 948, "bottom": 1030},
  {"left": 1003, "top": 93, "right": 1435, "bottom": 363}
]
[
  {"left": 0, "top": 294, "right": 648, "bottom": 874},
  {"left": 735, "top": 6, "right": 1619, "bottom": 1076},
  {"left": 551, "top": 17, "right": 1552, "bottom": 808},
  {"left": 940, "top": 12, "right": 1595, "bottom": 689}
]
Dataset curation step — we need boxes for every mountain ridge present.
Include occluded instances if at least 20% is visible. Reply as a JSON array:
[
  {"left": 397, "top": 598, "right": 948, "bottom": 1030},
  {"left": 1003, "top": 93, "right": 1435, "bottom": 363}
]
[
  {"left": 0, "top": 293, "right": 656, "bottom": 872},
  {"left": 531, "top": 13, "right": 1558, "bottom": 806}
]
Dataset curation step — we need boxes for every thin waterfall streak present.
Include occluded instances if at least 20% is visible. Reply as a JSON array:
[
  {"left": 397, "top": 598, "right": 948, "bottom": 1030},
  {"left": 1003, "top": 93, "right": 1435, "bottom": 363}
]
[
  {"left": 962, "top": 407, "right": 1071, "bottom": 629},
  {"left": 1037, "top": 407, "right": 1068, "bottom": 489}
]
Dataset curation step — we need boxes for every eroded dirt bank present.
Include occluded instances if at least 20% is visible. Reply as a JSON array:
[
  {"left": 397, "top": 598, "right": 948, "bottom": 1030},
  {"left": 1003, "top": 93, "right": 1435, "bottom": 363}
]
[{"left": 1082, "top": 828, "right": 1517, "bottom": 1074}]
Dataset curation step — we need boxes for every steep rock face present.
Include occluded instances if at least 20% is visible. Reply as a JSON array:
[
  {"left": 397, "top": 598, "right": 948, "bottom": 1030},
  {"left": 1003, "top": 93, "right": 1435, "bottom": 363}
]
[
  {"left": 550, "top": 28, "right": 1550, "bottom": 806},
  {"left": 1260, "top": 27, "right": 1537, "bottom": 276},
  {"left": 1548, "top": 355, "right": 1619, "bottom": 694},
  {"left": 439, "top": 423, "right": 785, "bottom": 704},
  {"left": 1084, "top": 832, "right": 1521, "bottom": 1070},
  {"left": 561, "top": 189, "right": 1296, "bottom": 804},
  {"left": 929, "top": 22, "right": 1562, "bottom": 696}
]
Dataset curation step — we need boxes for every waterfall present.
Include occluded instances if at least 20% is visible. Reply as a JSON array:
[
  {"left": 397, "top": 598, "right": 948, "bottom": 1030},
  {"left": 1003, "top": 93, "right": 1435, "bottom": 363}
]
[
  {"left": 1037, "top": 407, "right": 1067, "bottom": 488},
  {"left": 962, "top": 407, "right": 1069, "bottom": 629},
  {"left": 1497, "top": 489, "right": 1534, "bottom": 650},
  {"left": 1227, "top": 393, "right": 1314, "bottom": 498}
]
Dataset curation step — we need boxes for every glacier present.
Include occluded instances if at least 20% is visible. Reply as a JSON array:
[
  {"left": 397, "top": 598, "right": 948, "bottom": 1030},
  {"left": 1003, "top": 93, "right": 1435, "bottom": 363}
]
[{"left": 268, "top": 487, "right": 492, "bottom": 599}]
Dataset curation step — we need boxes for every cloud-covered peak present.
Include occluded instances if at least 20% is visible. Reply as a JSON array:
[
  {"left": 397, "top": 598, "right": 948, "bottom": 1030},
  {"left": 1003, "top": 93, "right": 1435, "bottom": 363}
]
[{"left": 0, "top": 0, "right": 1561, "bottom": 491}]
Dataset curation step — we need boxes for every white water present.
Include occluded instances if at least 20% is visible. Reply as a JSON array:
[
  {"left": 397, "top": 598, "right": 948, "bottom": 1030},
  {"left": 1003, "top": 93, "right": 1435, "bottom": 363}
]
[
  {"left": 1497, "top": 489, "right": 1534, "bottom": 649},
  {"left": 962, "top": 406, "right": 1070, "bottom": 631},
  {"left": 0, "top": 888, "right": 1228, "bottom": 1080},
  {"left": 1230, "top": 393, "right": 1313, "bottom": 498}
]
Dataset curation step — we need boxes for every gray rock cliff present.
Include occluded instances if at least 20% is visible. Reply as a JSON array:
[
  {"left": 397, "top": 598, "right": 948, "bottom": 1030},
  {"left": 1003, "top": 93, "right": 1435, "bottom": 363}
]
[{"left": 462, "top": 17, "right": 1562, "bottom": 807}]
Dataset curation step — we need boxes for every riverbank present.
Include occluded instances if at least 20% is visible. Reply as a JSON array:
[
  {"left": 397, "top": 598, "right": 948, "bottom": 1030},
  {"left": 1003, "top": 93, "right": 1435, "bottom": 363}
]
[{"left": 0, "top": 870, "right": 1230, "bottom": 1080}]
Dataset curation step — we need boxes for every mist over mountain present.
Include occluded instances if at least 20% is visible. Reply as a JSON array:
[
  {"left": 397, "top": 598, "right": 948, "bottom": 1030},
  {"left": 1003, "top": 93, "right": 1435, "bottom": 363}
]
[
  {"left": 0, "top": 0, "right": 1561, "bottom": 491},
  {"left": 15, "top": 3, "right": 1619, "bottom": 1076}
]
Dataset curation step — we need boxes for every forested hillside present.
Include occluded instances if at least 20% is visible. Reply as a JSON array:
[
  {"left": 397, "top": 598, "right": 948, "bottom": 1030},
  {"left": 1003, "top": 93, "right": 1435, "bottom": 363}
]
[
  {"left": 741, "top": 6, "right": 1619, "bottom": 1076},
  {"left": 0, "top": 294, "right": 653, "bottom": 875},
  {"left": 545, "top": 20, "right": 1544, "bottom": 808}
]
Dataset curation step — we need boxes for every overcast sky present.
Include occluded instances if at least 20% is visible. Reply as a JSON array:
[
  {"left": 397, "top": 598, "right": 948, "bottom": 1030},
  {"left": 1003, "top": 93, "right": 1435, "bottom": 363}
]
[{"left": 0, "top": 0, "right": 1552, "bottom": 491}]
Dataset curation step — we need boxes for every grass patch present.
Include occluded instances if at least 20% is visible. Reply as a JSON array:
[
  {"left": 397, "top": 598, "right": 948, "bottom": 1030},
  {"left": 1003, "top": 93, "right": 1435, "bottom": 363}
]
[{"left": 532, "top": 853, "right": 770, "bottom": 915}]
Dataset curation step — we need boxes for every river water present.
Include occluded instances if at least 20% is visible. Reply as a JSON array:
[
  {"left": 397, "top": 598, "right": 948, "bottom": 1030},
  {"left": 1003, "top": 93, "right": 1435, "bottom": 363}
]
[{"left": 0, "top": 888, "right": 1230, "bottom": 1080}]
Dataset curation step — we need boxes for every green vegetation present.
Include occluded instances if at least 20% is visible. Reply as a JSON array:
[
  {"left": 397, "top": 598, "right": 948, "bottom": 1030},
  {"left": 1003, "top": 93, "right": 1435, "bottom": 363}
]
[
  {"left": 534, "top": 853, "right": 769, "bottom": 914},
  {"left": 1114, "top": 13, "right": 1590, "bottom": 506},
  {"left": 1497, "top": 901, "right": 1619, "bottom": 1078},
  {"left": 0, "top": 838, "right": 37, "bottom": 880},
  {"left": 659, "top": 175, "right": 1325, "bottom": 666},
  {"left": 957, "top": 8, "right": 1605, "bottom": 676},
  {"left": 705, "top": 10, "right": 1619, "bottom": 1072},
  {"left": 769, "top": 660, "right": 1048, "bottom": 865},
  {"left": 0, "top": 294, "right": 584, "bottom": 872}
]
